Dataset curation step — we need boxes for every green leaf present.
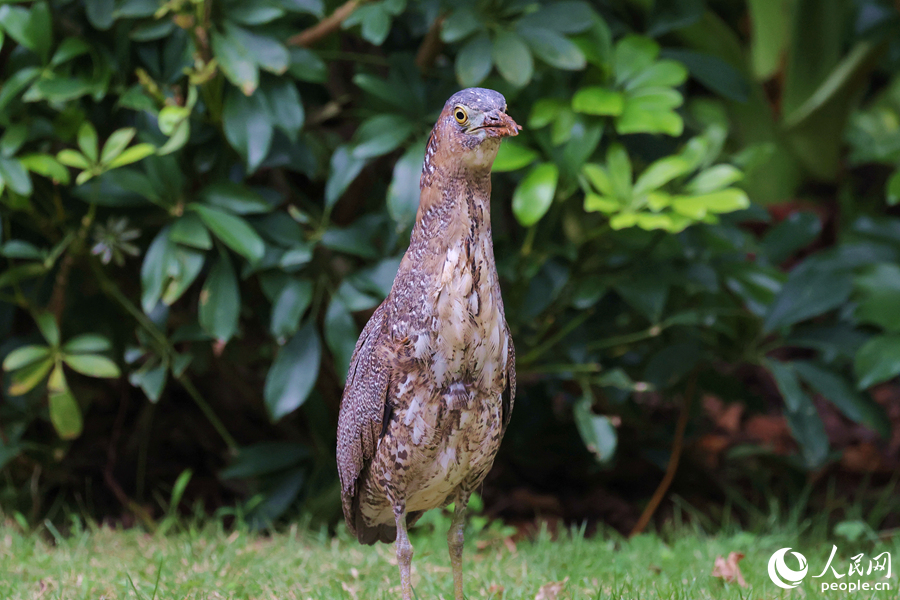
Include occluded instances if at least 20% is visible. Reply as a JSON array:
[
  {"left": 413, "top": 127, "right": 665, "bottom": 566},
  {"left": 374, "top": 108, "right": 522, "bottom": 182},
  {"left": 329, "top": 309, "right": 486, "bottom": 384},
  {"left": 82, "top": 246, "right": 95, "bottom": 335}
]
[
  {"left": 259, "top": 77, "right": 304, "bottom": 142},
  {"left": 225, "top": 2, "right": 285, "bottom": 25},
  {"left": 887, "top": 171, "right": 900, "bottom": 206},
  {"left": 62, "top": 334, "right": 112, "bottom": 354},
  {"left": 583, "top": 193, "right": 621, "bottom": 213},
  {"left": 49, "top": 389, "right": 83, "bottom": 440},
  {"left": 199, "top": 182, "right": 272, "bottom": 215},
  {"left": 62, "top": 354, "right": 121, "bottom": 378},
  {"left": 793, "top": 361, "right": 890, "bottom": 438},
  {"left": 0, "top": 123, "right": 27, "bottom": 157},
  {"left": 264, "top": 322, "right": 321, "bottom": 421},
  {"left": 352, "top": 114, "right": 415, "bottom": 159},
  {"left": 0, "top": 3, "right": 51, "bottom": 63},
  {"left": 226, "top": 23, "right": 289, "bottom": 75},
  {"left": 854, "top": 263, "right": 900, "bottom": 332},
  {"left": 614, "top": 35, "right": 659, "bottom": 85},
  {"left": 614, "top": 276, "right": 669, "bottom": 323},
  {"left": 763, "top": 265, "right": 853, "bottom": 333},
  {"left": 219, "top": 441, "right": 310, "bottom": 479},
  {"left": 324, "top": 146, "right": 367, "bottom": 209},
  {"left": 325, "top": 297, "right": 357, "bottom": 385},
  {"left": 456, "top": 32, "right": 492, "bottom": 87},
  {"left": 169, "top": 212, "right": 212, "bottom": 250},
  {"left": 141, "top": 227, "right": 173, "bottom": 312},
  {"left": 528, "top": 98, "right": 565, "bottom": 129},
  {"left": 279, "top": 244, "right": 313, "bottom": 269},
  {"left": 441, "top": 8, "right": 483, "bottom": 43},
  {"left": 493, "top": 30, "right": 533, "bottom": 87},
  {"left": 129, "top": 362, "right": 168, "bottom": 403},
  {"left": 662, "top": 49, "right": 749, "bottom": 102},
  {"left": 160, "top": 245, "right": 205, "bottom": 305},
  {"left": 35, "top": 312, "right": 60, "bottom": 346},
  {"left": 0, "top": 67, "right": 40, "bottom": 113},
  {"left": 211, "top": 28, "right": 259, "bottom": 94},
  {"left": 0, "top": 156, "right": 32, "bottom": 196},
  {"left": 672, "top": 189, "right": 749, "bottom": 218},
  {"left": 191, "top": 204, "right": 266, "bottom": 263},
  {"left": 626, "top": 60, "right": 688, "bottom": 91},
  {"left": 492, "top": 140, "right": 538, "bottom": 173},
  {"left": 2, "top": 345, "right": 50, "bottom": 371},
  {"left": 288, "top": 47, "right": 327, "bottom": 82},
  {"left": 199, "top": 253, "right": 241, "bottom": 343},
  {"left": 572, "top": 87, "right": 624, "bottom": 116},
  {"left": 606, "top": 144, "right": 632, "bottom": 200},
  {"left": 634, "top": 156, "right": 692, "bottom": 195},
  {"left": 582, "top": 163, "right": 614, "bottom": 196},
  {"left": 512, "top": 163, "right": 559, "bottom": 227},
  {"left": 747, "top": 0, "right": 791, "bottom": 80},
  {"left": 766, "top": 359, "right": 828, "bottom": 469},
  {"left": 573, "top": 397, "right": 617, "bottom": 462},
  {"left": 386, "top": 140, "right": 426, "bottom": 228},
  {"left": 854, "top": 335, "right": 900, "bottom": 389},
  {"left": 18, "top": 153, "right": 70, "bottom": 184},
  {"left": 269, "top": 278, "right": 313, "bottom": 341},
  {"left": 223, "top": 86, "right": 273, "bottom": 172},
  {"left": 108, "top": 144, "right": 157, "bottom": 170},
  {"left": 77, "top": 122, "right": 99, "bottom": 164},
  {"left": 0, "top": 240, "right": 43, "bottom": 260},
  {"left": 518, "top": 26, "right": 585, "bottom": 70},
  {"left": 354, "top": 4, "right": 392, "bottom": 45},
  {"left": 761, "top": 212, "right": 821, "bottom": 264},
  {"left": 685, "top": 165, "right": 743, "bottom": 194},
  {"left": 518, "top": 2, "right": 596, "bottom": 34},
  {"left": 157, "top": 121, "right": 190, "bottom": 156},
  {"left": 550, "top": 107, "right": 576, "bottom": 145},
  {"left": 7, "top": 356, "right": 53, "bottom": 395},
  {"left": 85, "top": 0, "right": 115, "bottom": 30},
  {"left": 100, "top": 128, "right": 136, "bottom": 164},
  {"left": 57, "top": 149, "right": 91, "bottom": 170}
]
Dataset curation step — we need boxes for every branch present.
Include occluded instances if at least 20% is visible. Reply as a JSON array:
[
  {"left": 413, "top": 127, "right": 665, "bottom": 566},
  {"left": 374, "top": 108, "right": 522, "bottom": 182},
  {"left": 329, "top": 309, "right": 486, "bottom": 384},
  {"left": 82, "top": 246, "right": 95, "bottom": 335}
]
[
  {"left": 629, "top": 371, "right": 697, "bottom": 537},
  {"left": 287, "top": 0, "right": 361, "bottom": 48},
  {"left": 415, "top": 15, "right": 445, "bottom": 71}
]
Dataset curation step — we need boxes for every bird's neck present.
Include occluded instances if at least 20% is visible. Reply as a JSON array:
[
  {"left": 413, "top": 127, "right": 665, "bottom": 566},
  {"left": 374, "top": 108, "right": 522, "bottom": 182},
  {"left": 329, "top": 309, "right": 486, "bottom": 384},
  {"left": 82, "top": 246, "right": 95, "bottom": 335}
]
[{"left": 410, "top": 171, "right": 493, "bottom": 250}]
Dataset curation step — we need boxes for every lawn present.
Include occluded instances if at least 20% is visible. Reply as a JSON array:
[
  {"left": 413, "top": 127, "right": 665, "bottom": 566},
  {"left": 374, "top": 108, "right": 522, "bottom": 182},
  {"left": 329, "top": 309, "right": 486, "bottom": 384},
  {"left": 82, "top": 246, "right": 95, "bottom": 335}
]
[{"left": 2, "top": 513, "right": 898, "bottom": 599}]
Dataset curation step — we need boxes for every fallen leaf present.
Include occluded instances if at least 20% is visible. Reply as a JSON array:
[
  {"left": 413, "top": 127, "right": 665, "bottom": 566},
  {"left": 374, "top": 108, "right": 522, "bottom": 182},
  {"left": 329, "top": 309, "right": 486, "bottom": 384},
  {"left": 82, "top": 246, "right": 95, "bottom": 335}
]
[
  {"left": 535, "top": 577, "right": 568, "bottom": 600},
  {"left": 488, "top": 583, "right": 505, "bottom": 598},
  {"left": 711, "top": 552, "right": 748, "bottom": 587}
]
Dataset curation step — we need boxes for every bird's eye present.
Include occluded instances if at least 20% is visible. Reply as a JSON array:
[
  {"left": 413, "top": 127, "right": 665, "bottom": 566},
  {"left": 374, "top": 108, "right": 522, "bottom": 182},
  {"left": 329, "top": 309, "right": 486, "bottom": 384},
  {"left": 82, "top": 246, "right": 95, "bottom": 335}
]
[{"left": 453, "top": 107, "right": 468, "bottom": 124}]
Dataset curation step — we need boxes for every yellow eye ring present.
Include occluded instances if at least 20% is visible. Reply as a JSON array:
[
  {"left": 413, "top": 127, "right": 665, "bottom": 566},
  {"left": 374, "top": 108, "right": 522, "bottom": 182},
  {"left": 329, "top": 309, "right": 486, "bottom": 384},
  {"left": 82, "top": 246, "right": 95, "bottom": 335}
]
[{"left": 453, "top": 106, "right": 468, "bottom": 124}]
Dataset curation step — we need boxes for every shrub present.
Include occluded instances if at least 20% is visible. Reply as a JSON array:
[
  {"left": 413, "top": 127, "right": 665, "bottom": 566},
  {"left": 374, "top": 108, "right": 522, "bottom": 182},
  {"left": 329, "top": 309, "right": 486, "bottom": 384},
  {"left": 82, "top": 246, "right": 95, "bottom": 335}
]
[{"left": 1, "top": 0, "right": 898, "bottom": 524}]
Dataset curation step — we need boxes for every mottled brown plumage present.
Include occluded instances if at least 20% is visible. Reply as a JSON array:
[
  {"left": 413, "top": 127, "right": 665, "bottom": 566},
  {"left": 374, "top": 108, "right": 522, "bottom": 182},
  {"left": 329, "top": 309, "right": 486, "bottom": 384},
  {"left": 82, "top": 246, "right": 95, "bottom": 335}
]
[{"left": 336, "top": 88, "right": 520, "bottom": 599}]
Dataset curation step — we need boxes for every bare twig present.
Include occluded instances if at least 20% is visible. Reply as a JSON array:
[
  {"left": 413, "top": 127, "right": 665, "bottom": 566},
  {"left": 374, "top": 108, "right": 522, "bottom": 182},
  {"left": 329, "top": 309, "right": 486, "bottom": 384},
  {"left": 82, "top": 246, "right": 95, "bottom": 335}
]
[
  {"left": 629, "top": 371, "right": 697, "bottom": 537},
  {"left": 287, "top": 0, "right": 361, "bottom": 48},
  {"left": 415, "top": 15, "right": 445, "bottom": 71}
]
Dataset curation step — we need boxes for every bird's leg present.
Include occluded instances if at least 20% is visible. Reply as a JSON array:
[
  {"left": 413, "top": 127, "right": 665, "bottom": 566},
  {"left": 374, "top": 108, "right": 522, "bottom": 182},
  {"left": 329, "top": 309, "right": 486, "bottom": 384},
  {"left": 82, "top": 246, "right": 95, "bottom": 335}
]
[
  {"left": 448, "top": 493, "right": 471, "bottom": 600},
  {"left": 394, "top": 505, "right": 414, "bottom": 600}
]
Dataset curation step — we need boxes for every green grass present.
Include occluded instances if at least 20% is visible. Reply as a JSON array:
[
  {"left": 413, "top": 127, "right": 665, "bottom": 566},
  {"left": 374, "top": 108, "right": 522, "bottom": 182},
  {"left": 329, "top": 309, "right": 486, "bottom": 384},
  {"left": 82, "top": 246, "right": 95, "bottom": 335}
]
[{"left": 1, "top": 514, "right": 897, "bottom": 599}]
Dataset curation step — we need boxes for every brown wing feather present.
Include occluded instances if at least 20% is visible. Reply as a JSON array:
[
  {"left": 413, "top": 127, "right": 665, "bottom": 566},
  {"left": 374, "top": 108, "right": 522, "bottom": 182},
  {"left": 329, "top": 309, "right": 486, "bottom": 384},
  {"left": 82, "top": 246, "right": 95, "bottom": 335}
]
[
  {"left": 502, "top": 329, "right": 516, "bottom": 432},
  {"left": 336, "top": 300, "right": 392, "bottom": 534}
]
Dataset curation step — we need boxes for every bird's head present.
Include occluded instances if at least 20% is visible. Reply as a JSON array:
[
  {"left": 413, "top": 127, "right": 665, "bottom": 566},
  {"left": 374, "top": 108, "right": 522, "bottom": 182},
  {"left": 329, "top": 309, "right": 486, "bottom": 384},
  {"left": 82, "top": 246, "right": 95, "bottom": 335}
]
[{"left": 427, "top": 88, "right": 521, "bottom": 174}]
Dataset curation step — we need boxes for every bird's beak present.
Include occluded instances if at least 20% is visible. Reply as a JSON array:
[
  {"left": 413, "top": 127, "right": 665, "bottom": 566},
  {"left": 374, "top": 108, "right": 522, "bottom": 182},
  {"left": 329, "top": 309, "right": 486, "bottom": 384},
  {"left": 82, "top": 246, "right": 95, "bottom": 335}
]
[{"left": 475, "top": 110, "right": 522, "bottom": 138}]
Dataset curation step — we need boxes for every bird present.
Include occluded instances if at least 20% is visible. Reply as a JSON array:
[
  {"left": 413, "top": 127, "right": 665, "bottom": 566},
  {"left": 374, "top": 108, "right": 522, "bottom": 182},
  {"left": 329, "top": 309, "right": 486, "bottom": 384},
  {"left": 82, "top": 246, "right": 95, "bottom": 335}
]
[{"left": 336, "top": 88, "right": 520, "bottom": 600}]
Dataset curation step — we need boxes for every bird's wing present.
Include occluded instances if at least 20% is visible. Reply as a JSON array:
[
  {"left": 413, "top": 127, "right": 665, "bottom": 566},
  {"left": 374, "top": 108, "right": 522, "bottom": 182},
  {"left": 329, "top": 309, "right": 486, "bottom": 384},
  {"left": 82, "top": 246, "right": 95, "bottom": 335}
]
[
  {"left": 336, "top": 300, "right": 392, "bottom": 527},
  {"left": 501, "top": 328, "right": 516, "bottom": 432}
]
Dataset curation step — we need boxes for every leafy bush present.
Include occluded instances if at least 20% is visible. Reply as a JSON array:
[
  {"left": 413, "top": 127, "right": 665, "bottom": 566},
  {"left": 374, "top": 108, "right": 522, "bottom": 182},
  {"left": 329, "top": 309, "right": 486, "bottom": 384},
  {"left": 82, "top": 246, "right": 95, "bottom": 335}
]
[{"left": 1, "top": 0, "right": 898, "bottom": 524}]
